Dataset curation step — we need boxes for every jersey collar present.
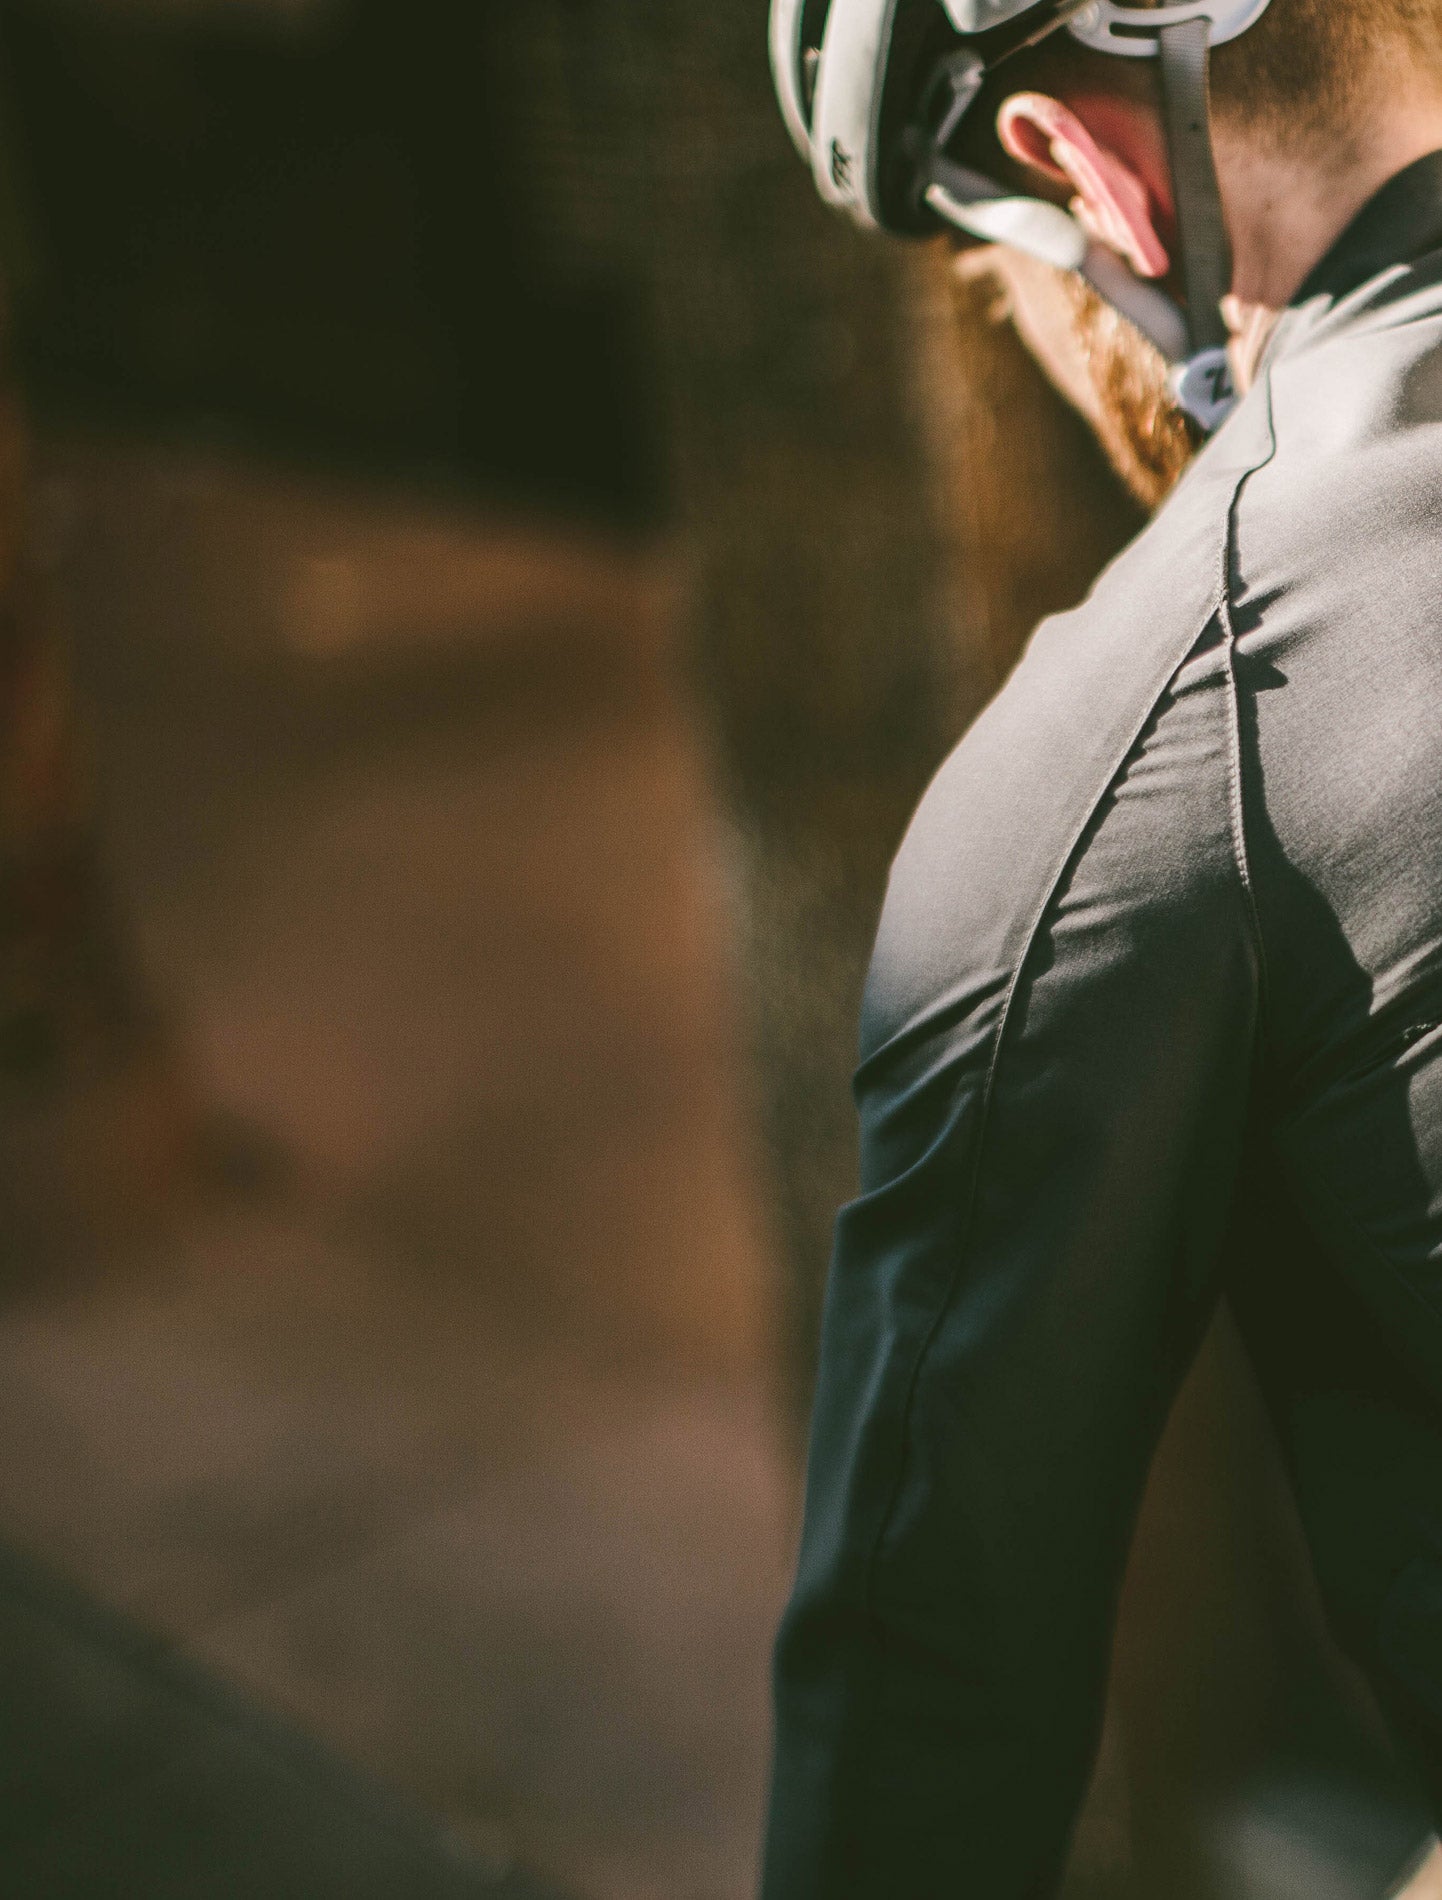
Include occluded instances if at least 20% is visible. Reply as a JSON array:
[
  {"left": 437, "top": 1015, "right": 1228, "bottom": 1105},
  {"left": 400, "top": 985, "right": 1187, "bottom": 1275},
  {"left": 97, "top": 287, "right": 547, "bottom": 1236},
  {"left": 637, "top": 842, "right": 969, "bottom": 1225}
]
[{"left": 1295, "top": 147, "right": 1442, "bottom": 306}]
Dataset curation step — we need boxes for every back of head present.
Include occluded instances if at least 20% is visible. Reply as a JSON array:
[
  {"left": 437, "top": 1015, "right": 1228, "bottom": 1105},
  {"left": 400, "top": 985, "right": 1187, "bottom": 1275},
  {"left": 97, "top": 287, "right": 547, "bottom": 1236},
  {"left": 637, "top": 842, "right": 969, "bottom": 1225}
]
[{"left": 1212, "top": 0, "right": 1442, "bottom": 144}]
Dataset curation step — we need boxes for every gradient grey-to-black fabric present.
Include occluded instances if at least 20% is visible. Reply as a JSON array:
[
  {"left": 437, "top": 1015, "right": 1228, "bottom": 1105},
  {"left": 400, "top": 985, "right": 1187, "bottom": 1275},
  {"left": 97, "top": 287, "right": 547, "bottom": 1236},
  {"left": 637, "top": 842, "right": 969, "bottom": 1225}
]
[{"left": 761, "top": 151, "right": 1442, "bottom": 1900}]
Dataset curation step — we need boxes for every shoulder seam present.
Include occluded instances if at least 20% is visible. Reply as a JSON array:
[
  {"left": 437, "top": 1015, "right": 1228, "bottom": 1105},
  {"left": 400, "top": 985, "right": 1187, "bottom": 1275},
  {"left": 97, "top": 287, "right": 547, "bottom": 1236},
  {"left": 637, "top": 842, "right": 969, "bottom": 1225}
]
[{"left": 1218, "top": 366, "right": 1280, "bottom": 1040}]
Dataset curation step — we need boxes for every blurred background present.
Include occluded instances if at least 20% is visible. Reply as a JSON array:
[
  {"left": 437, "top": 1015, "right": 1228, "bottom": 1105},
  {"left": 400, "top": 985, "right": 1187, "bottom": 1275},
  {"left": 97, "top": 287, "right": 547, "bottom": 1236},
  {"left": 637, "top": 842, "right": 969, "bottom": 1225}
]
[{"left": 0, "top": 4, "right": 1435, "bottom": 1898}]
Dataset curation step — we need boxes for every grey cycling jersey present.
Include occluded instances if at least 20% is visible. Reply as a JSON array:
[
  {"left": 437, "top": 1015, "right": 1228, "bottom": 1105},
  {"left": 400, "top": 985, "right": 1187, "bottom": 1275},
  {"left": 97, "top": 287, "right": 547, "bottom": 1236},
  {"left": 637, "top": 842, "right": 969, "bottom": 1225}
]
[{"left": 762, "top": 151, "right": 1442, "bottom": 1900}]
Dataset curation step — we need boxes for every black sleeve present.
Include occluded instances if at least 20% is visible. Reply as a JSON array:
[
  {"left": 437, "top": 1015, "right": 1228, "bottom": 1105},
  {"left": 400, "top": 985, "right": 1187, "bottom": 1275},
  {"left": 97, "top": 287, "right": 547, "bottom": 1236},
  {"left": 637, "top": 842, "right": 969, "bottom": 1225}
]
[{"left": 761, "top": 631, "right": 1261, "bottom": 1899}]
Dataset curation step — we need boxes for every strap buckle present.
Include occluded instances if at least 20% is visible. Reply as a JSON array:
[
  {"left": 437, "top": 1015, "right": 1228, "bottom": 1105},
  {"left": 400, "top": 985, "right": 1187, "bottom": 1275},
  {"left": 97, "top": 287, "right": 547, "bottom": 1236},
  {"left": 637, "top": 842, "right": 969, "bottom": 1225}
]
[{"left": 1169, "top": 345, "right": 1238, "bottom": 431}]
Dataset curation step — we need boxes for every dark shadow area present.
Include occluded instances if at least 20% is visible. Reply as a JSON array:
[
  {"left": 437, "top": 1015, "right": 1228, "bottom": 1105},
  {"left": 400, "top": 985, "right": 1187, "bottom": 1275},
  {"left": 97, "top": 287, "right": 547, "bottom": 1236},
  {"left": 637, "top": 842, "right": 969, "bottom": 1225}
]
[
  {"left": 0, "top": 0, "right": 663, "bottom": 527},
  {"left": 0, "top": 1535, "right": 569, "bottom": 1898}
]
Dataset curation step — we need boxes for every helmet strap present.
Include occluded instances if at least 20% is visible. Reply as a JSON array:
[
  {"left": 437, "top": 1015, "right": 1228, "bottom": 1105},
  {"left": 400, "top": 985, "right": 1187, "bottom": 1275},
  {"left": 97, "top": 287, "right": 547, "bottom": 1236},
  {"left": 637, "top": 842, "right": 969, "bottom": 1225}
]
[
  {"left": 1157, "top": 17, "right": 1238, "bottom": 426},
  {"left": 917, "top": 11, "right": 1243, "bottom": 431}
]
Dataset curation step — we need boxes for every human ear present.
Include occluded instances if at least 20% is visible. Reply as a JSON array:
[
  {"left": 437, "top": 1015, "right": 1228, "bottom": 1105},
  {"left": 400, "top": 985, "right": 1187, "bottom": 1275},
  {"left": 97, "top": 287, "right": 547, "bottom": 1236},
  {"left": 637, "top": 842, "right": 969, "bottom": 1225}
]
[{"left": 997, "top": 90, "right": 1171, "bottom": 281}]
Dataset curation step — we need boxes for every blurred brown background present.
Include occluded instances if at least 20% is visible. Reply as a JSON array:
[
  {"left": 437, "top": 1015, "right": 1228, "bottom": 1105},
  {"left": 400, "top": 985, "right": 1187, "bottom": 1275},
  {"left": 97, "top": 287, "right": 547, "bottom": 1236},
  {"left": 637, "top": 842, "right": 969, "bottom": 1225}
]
[{"left": 0, "top": 4, "right": 1433, "bottom": 1898}]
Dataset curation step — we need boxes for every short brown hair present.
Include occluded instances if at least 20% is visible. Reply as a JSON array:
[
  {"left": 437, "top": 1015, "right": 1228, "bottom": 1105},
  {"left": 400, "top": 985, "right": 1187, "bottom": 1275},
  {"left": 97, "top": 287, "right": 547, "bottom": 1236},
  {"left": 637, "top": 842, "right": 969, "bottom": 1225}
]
[
  {"left": 1002, "top": 0, "right": 1442, "bottom": 172},
  {"left": 1211, "top": 0, "right": 1442, "bottom": 140}
]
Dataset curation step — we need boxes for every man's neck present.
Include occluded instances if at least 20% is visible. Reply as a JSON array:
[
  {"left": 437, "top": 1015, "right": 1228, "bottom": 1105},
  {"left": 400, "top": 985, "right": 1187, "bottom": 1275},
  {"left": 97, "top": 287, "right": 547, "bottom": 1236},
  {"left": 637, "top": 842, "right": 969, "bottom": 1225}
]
[{"left": 1218, "top": 84, "right": 1442, "bottom": 390}]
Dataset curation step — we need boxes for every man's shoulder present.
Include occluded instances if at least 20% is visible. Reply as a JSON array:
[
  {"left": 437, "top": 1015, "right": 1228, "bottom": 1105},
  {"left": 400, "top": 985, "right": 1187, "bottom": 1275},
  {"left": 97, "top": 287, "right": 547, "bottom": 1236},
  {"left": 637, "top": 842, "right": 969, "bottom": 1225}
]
[
  {"left": 1249, "top": 294, "right": 1442, "bottom": 560},
  {"left": 864, "top": 461, "right": 1256, "bottom": 1060},
  {"left": 1236, "top": 308, "right": 1442, "bottom": 660}
]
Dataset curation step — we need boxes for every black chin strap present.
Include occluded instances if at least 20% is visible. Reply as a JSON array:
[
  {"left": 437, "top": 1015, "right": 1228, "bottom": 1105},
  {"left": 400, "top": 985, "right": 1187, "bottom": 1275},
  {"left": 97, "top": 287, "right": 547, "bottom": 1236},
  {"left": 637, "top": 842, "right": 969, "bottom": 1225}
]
[
  {"left": 916, "top": 13, "right": 1241, "bottom": 431},
  {"left": 1157, "top": 17, "right": 1232, "bottom": 356}
]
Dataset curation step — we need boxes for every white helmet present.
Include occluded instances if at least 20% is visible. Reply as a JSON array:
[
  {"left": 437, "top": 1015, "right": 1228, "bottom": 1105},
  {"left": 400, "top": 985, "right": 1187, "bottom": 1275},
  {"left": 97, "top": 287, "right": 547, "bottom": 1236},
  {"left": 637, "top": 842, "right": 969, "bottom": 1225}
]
[{"left": 770, "top": 0, "right": 1276, "bottom": 429}]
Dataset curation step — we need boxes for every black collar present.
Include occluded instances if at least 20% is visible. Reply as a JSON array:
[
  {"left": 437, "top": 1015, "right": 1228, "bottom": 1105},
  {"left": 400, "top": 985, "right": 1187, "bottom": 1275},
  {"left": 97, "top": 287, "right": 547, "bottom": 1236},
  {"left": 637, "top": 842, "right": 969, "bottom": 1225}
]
[{"left": 1294, "top": 148, "right": 1442, "bottom": 306}]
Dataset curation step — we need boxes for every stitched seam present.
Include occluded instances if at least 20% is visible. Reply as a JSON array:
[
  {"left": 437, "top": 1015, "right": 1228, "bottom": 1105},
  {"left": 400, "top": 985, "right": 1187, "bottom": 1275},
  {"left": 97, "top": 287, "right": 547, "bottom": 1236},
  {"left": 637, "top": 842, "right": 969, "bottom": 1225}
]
[
  {"left": 1276, "top": 1013, "right": 1442, "bottom": 1131},
  {"left": 1218, "top": 367, "right": 1280, "bottom": 1045},
  {"left": 1222, "top": 646, "right": 1268, "bottom": 1005}
]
